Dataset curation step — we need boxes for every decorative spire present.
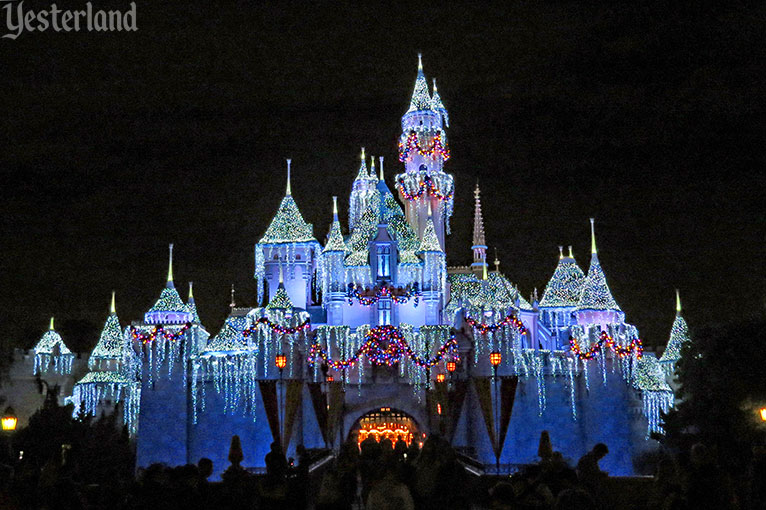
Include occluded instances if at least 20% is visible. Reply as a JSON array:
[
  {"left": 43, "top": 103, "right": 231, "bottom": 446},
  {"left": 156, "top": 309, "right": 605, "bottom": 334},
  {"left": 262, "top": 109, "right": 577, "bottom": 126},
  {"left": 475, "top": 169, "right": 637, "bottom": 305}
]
[
  {"left": 676, "top": 289, "right": 682, "bottom": 315},
  {"left": 186, "top": 282, "right": 200, "bottom": 323},
  {"left": 559, "top": 246, "right": 564, "bottom": 259},
  {"left": 110, "top": 291, "right": 116, "bottom": 314},
  {"left": 230, "top": 284, "right": 236, "bottom": 308},
  {"left": 407, "top": 53, "right": 432, "bottom": 112},
  {"left": 278, "top": 265, "right": 285, "bottom": 286},
  {"left": 577, "top": 251, "right": 621, "bottom": 312},
  {"left": 324, "top": 196, "right": 347, "bottom": 253},
  {"left": 49, "top": 316, "right": 54, "bottom": 330},
  {"left": 286, "top": 159, "right": 292, "bottom": 195},
  {"left": 370, "top": 156, "right": 376, "bottom": 182},
  {"left": 89, "top": 293, "right": 125, "bottom": 365},
  {"left": 590, "top": 218, "right": 597, "bottom": 255},
  {"left": 472, "top": 184, "right": 486, "bottom": 247},
  {"left": 379, "top": 156, "right": 384, "bottom": 181},
  {"left": 188, "top": 282, "right": 194, "bottom": 300},
  {"left": 167, "top": 243, "right": 174, "bottom": 287},
  {"left": 494, "top": 248, "right": 500, "bottom": 272},
  {"left": 660, "top": 294, "right": 691, "bottom": 364},
  {"left": 418, "top": 212, "right": 443, "bottom": 253},
  {"left": 430, "top": 78, "right": 449, "bottom": 127},
  {"left": 482, "top": 263, "right": 488, "bottom": 281},
  {"left": 355, "top": 148, "right": 368, "bottom": 180},
  {"left": 569, "top": 246, "right": 574, "bottom": 258},
  {"left": 258, "top": 175, "right": 317, "bottom": 244}
]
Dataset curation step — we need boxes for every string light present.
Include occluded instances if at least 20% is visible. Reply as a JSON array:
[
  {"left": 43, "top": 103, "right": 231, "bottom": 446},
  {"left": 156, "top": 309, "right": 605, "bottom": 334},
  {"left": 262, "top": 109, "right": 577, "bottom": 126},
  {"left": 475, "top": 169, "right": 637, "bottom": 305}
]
[
  {"left": 396, "top": 174, "right": 454, "bottom": 201},
  {"left": 130, "top": 323, "right": 191, "bottom": 345},
  {"left": 465, "top": 313, "right": 528, "bottom": 336},
  {"left": 569, "top": 331, "right": 643, "bottom": 360},
  {"left": 398, "top": 131, "right": 451, "bottom": 162},
  {"left": 346, "top": 283, "right": 421, "bottom": 306}
]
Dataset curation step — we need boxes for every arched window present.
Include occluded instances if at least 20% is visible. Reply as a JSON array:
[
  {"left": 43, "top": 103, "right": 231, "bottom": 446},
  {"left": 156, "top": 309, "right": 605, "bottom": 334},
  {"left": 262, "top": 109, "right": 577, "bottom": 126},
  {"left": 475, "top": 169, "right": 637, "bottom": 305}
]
[{"left": 377, "top": 246, "right": 391, "bottom": 278}]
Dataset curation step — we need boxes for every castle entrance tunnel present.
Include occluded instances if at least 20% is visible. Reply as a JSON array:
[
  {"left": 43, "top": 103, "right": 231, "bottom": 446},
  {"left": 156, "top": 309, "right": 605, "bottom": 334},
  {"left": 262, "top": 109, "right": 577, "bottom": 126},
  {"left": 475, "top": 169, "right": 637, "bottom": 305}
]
[{"left": 349, "top": 407, "right": 424, "bottom": 451}]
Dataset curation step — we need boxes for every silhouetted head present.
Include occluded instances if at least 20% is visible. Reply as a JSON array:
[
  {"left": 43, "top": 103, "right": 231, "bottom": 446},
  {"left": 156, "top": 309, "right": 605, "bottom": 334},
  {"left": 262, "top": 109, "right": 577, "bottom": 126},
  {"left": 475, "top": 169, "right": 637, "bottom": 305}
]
[
  {"left": 198, "top": 458, "right": 213, "bottom": 479},
  {"left": 593, "top": 443, "right": 608, "bottom": 459}
]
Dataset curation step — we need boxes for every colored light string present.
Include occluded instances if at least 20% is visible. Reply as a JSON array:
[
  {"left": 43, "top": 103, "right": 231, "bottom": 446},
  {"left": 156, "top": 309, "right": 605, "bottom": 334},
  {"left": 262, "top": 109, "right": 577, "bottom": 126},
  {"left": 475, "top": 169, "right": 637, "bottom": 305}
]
[
  {"left": 465, "top": 313, "right": 528, "bottom": 336},
  {"left": 396, "top": 175, "right": 454, "bottom": 202},
  {"left": 347, "top": 283, "right": 421, "bottom": 307},
  {"left": 398, "top": 131, "right": 451, "bottom": 162},
  {"left": 309, "top": 325, "right": 458, "bottom": 371},
  {"left": 569, "top": 331, "right": 643, "bottom": 360},
  {"left": 241, "top": 317, "right": 311, "bottom": 337},
  {"left": 130, "top": 323, "right": 191, "bottom": 345}
]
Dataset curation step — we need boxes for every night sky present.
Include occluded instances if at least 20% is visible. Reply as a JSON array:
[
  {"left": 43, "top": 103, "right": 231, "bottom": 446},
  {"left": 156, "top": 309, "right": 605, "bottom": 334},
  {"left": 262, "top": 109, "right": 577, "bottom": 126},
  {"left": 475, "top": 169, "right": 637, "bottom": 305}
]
[{"left": 2, "top": 1, "right": 764, "bottom": 353}]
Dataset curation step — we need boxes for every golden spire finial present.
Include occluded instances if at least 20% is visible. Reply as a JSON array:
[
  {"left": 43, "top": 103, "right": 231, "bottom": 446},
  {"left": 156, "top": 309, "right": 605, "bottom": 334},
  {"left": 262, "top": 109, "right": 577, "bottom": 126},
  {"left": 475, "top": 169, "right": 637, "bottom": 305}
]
[
  {"left": 230, "top": 284, "right": 236, "bottom": 308},
  {"left": 361, "top": 147, "right": 366, "bottom": 161},
  {"left": 167, "top": 243, "right": 174, "bottom": 282},
  {"left": 494, "top": 247, "right": 500, "bottom": 271},
  {"left": 379, "top": 156, "right": 384, "bottom": 179},
  {"left": 569, "top": 245, "right": 574, "bottom": 258},
  {"left": 676, "top": 289, "right": 682, "bottom": 314},
  {"left": 558, "top": 246, "right": 564, "bottom": 259},
  {"left": 482, "top": 263, "right": 488, "bottom": 281},
  {"left": 188, "top": 282, "right": 194, "bottom": 300},
  {"left": 418, "top": 53, "right": 423, "bottom": 71},
  {"left": 590, "top": 218, "right": 597, "bottom": 254},
  {"left": 332, "top": 196, "right": 338, "bottom": 221},
  {"left": 49, "top": 316, "right": 54, "bottom": 330},
  {"left": 110, "top": 291, "right": 116, "bottom": 314},
  {"left": 286, "top": 159, "right": 292, "bottom": 195}
]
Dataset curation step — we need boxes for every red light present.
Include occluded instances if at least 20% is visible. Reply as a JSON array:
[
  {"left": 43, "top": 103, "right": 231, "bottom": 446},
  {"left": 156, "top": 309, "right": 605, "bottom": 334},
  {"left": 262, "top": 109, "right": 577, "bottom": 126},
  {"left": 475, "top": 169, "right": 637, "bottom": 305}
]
[
  {"left": 275, "top": 354, "right": 287, "bottom": 370},
  {"left": 436, "top": 374, "right": 446, "bottom": 383},
  {"left": 446, "top": 361, "right": 457, "bottom": 373},
  {"left": 490, "top": 351, "right": 502, "bottom": 367}
]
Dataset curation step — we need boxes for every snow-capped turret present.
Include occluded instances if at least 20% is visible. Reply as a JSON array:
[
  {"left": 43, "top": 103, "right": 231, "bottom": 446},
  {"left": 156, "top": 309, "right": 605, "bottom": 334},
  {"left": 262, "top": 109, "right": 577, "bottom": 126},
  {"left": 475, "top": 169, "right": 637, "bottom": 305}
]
[
  {"left": 187, "top": 282, "right": 201, "bottom": 324},
  {"left": 430, "top": 78, "right": 449, "bottom": 127},
  {"left": 33, "top": 317, "right": 74, "bottom": 375},
  {"left": 659, "top": 290, "right": 691, "bottom": 368},
  {"left": 89, "top": 292, "right": 125, "bottom": 367},
  {"left": 576, "top": 219, "right": 624, "bottom": 327},
  {"left": 145, "top": 244, "right": 193, "bottom": 325},
  {"left": 539, "top": 246, "right": 586, "bottom": 309},
  {"left": 406, "top": 53, "right": 431, "bottom": 113}
]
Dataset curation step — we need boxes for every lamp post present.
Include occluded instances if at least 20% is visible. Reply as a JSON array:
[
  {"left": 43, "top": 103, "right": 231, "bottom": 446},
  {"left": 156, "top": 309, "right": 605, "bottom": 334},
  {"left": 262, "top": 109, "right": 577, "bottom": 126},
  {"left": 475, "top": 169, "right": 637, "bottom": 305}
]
[
  {"left": 275, "top": 354, "right": 287, "bottom": 449},
  {"left": 1, "top": 407, "right": 17, "bottom": 432},
  {"left": 759, "top": 407, "right": 766, "bottom": 422},
  {"left": 490, "top": 351, "right": 502, "bottom": 474},
  {"left": 436, "top": 373, "right": 446, "bottom": 383}
]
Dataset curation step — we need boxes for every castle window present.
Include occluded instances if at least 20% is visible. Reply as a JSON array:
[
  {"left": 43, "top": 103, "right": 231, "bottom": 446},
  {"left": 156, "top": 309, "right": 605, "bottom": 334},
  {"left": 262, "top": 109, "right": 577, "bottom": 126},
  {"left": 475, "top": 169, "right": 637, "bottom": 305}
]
[
  {"left": 377, "top": 245, "right": 391, "bottom": 278},
  {"left": 378, "top": 300, "right": 391, "bottom": 326}
]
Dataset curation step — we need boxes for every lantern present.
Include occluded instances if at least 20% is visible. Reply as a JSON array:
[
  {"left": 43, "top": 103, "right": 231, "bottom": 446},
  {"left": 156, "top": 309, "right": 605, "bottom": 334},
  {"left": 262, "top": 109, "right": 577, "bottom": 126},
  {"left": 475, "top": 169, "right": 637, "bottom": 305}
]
[
  {"left": 446, "top": 361, "right": 457, "bottom": 373},
  {"left": 1, "top": 407, "right": 17, "bottom": 432},
  {"left": 326, "top": 375, "right": 334, "bottom": 383},
  {"left": 436, "top": 374, "right": 446, "bottom": 383},
  {"left": 275, "top": 354, "right": 287, "bottom": 370},
  {"left": 490, "top": 351, "right": 502, "bottom": 367},
  {"left": 760, "top": 407, "right": 766, "bottom": 422}
]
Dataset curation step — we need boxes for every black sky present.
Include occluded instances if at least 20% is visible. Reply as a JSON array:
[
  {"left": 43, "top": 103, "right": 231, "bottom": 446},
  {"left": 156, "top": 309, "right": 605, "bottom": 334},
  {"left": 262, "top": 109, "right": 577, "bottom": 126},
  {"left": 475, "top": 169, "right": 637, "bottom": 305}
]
[{"left": 1, "top": 1, "right": 764, "bottom": 352}]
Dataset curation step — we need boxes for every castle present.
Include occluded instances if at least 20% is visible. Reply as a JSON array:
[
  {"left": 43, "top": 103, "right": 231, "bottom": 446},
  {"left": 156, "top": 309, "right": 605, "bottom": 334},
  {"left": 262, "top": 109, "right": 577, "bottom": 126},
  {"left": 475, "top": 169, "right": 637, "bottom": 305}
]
[{"left": 23, "top": 56, "right": 691, "bottom": 478}]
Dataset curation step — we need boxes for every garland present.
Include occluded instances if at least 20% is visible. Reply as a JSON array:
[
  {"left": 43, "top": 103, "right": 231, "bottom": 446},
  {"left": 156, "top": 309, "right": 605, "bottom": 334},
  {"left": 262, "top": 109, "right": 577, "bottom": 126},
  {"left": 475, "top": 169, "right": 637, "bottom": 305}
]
[
  {"left": 130, "top": 323, "right": 191, "bottom": 345},
  {"left": 347, "top": 283, "right": 420, "bottom": 307},
  {"left": 398, "top": 131, "right": 450, "bottom": 162},
  {"left": 396, "top": 175, "right": 454, "bottom": 202},
  {"left": 241, "top": 317, "right": 311, "bottom": 338},
  {"left": 569, "top": 331, "right": 643, "bottom": 360},
  {"left": 309, "top": 325, "right": 458, "bottom": 370},
  {"left": 465, "top": 313, "right": 528, "bottom": 336}
]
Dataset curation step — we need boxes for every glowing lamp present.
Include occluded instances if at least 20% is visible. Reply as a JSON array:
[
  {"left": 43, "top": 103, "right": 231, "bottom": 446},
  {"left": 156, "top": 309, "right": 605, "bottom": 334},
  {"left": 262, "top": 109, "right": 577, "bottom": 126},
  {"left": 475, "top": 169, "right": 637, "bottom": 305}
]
[
  {"left": 490, "top": 351, "right": 502, "bottom": 367},
  {"left": 1, "top": 407, "right": 17, "bottom": 432},
  {"left": 446, "top": 361, "right": 457, "bottom": 373},
  {"left": 760, "top": 407, "right": 766, "bottom": 422},
  {"left": 436, "top": 374, "right": 446, "bottom": 383},
  {"left": 275, "top": 354, "right": 287, "bottom": 370},
  {"left": 326, "top": 375, "right": 334, "bottom": 383}
]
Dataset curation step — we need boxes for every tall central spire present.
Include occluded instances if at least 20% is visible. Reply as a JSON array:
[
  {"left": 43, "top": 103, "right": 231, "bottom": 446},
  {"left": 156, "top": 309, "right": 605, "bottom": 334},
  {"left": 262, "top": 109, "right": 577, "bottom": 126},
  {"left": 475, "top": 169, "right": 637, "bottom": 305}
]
[
  {"left": 471, "top": 183, "right": 488, "bottom": 276},
  {"left": 286, "top": 158, "right": 292, "bottom": 195},
  {"left": 590, "top": 218, "right": 597, "bottom": 255}
]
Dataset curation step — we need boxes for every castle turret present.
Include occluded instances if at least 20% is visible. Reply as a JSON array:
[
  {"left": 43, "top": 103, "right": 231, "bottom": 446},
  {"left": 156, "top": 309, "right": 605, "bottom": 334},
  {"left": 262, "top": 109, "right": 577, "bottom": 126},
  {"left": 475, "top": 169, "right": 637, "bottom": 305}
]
[
  {"left": 575, "top": 219, "right": 624, "bottom": 328},
  {"left": 396, "top": 55, "right": 454, "bottom": 250},
  {"left": 186, "top": 282, "right": 201, "bottom": 324},
  {"left": 33, "top": 316, "right": 74, "bottom": 375},
  {"left": 322, "top": 197, "right": 347, "bottom": 324},
  {"left": 254, "top": 159, "right": 321, "bottom": 309},
  {"left": 349, "top": 148, "right": 377, "bottom": 232},
  {"left": 659, "top": 290, "right": 691, "bottom": 374},
  {"left": 144, "top": 244, "right": 193, "bottom": 325},
  {"left": 471, "top": 183, "right": 488, "bottom": 277},
  {"left": 539, "top": 246, "right": 586, "bottom": 348},
  {"left": 418, "top": 205, "right": 445, "bottom": 325}
]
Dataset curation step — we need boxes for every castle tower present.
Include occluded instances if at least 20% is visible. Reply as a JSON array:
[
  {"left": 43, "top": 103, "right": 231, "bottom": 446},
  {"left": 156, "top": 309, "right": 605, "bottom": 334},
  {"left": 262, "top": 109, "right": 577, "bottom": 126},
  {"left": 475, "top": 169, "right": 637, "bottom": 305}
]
[
  {"left": 254, "top": 159, "right": 321, "bottom": 309},
  {"left": 322, "top": 196, "right": 347, "bottom": 324},
  {"left": 418, "top": 205, "right": 445, "bottom": 325},
  {"left": 471, "top": 183, "right": 488, "bottom": 277},
  {"left": 349, "top": 148, "right": 377, "bottom": 232},
  {"left": 395, "top": 55, "right": 454, "bottom": 251},
  {"left": 575, "top": 219, "right": 624, "bottom": 328},
  {"left": 659, "top": 289, "right": 691, "bottom": 375}
]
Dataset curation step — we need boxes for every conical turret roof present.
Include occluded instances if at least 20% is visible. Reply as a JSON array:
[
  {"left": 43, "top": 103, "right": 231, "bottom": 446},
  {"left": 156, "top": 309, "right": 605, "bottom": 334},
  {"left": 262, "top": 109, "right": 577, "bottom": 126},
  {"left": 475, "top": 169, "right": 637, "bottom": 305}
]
[
  {"left": 406, "top": 54, "right": 431, "bottom": 113},
  {"left": 33, "top": 317, "right": 73, "bottom": 355},
  {"left": 355, "top": 148, "right": 370, "bottom": 181},
  {"left": 418, "top": 213, "right": 443, "bottom": 253},
  {"left": 430, "top": 78, "right": 449, "bottom": 127},
  {"left": 323, "top": 197, "right": 347, "bottom": 253},
  {"left": 148, "top": 244, "right": 190, "bottom": 314},
  {"left": 659, "top": 291, "right": 690, "bottom": 364},
  {"left": 576, "top": 220, "right": 621, "bottom": 311},
  {"left": 89, "top": 293, "right": 125, "bottom": 364},
  {"left": 187, "top": 282, "right": 201, "bottom": 323},
  {"left": 259, "top": 161, "right": 316, "bottom": 245},
  {"left": 539, "top": 248, "right": 586, "bottom": 308}
]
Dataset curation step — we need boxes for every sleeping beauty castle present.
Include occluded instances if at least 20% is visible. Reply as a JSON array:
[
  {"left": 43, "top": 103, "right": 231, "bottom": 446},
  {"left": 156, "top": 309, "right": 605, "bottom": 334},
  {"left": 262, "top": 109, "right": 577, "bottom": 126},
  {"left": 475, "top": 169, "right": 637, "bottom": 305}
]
[{"left": 25, "top": 56, "right": 692, "bottom": 478}]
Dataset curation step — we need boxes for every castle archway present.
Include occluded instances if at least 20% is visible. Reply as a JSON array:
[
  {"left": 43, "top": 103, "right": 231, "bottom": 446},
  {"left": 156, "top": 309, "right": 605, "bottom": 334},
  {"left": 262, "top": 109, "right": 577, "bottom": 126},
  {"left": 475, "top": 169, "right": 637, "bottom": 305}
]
[{"left": 349, "top": 407, "right": 424, "bottom": 450}]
